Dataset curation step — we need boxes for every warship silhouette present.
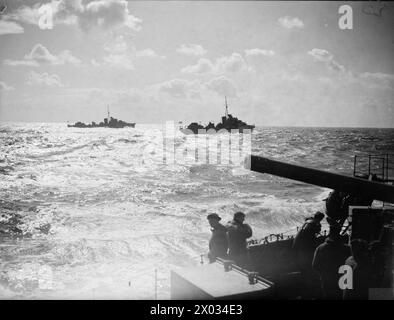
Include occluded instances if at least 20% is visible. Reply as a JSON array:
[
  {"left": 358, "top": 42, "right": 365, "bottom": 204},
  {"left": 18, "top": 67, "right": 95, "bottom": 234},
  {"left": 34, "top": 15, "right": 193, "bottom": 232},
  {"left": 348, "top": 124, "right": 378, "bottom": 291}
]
[
  {"left": 67, "top": 106, "right": 135, "bottom": 128},
  {"left": 180, "top": 97, "right": 255, "bottom": 134}
]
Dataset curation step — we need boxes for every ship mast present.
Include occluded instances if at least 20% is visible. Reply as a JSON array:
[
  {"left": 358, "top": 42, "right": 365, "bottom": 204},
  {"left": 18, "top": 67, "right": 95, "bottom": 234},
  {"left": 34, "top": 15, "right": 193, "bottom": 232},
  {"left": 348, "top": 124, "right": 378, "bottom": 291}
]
[
  {"left": 107, "top": 105, "right": 110, "bottom": 121},
  {"left": 225, "top": 96, "right": 229, "bottom": 119}
]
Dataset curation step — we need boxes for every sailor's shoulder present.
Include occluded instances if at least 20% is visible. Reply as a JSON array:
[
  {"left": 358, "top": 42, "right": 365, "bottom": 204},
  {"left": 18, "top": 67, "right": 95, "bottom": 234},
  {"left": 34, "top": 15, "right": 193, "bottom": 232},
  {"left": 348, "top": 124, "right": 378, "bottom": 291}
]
[
  {"left": 216, "top": 223, "right": 227, "bottom": 232},
  {"left": 225, "top": 221, "right": 237, "bottom": 229}
]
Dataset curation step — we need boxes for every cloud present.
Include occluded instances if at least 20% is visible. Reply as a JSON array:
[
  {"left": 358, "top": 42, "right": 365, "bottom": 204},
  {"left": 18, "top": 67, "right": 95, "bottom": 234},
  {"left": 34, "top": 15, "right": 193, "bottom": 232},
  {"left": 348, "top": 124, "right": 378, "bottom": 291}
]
[
  {"left": 135, "top": 49, "right": 165, "bottom": 59},
  {"left": 278, "top": 16, "right": 304, "bottom": 29},
  {"left": 3, "top": 44, "right": 81, "bottom": 67},
  {"left": 78, "top": 0, "right": 141, "bottom": 31},
  {"left": 360, "top": 72, "right": 394, "bottom": 82},
  {"left": 100, "top": 35, "right": 134, "bottom": 69},
  {"left": 96, "top": 35, "right": 164, "bottom": 69},
  {"left": 181, "top": 58, "right": 214, "bottom": 74},
  {"left": 182, "top": 53, "right": 250, "bottom": 75},
  {"left": 205, "top": 76, "right": 237, "bottom": 97},
  {"left": 159, "top": 79, "right": 192, "bottom": 98},
  {"left": 0, "top": 81, "right": 14, "bottom": 91},
  {"left": 359, "top": 72, "right": 394, "bottom": 90},
  {"left": 26, "top": 44, "right": 82, "bottom": 65},
  {"left": 245, "top": 48, "right": 275, "bottom": 57},
  {"left": 104, "top": 34, "right": 128, "bottom": 54},
  {"left": 4, "top": 5, "right": 41, "bottom": 25},
  {"left": 102, "top": 53, "right": 134, "bottom": 70},
  {"left": 3, "top": 59, "right": 39, "bottom": 67},
  {"left": 91, "top": 59, "right": 101, "bottom": 67},
  {"left": 0, "top": 20, "right": 24, "bottom": 35},
  {"left": 215, "top": 52, "right": 249, "bottom": 74},
  {"left": 26, "top": 71, "right": 63, "bottom": 87},
  {"left": 158, "top": 78, "right": 201, "bottom": 99},
  {"left": 176, "top": 44, "right": 207, "bottom": 57},
  {"left": 308, "top": 48, "right": 345, "bottom": 72},
  {"left": 5, "top": 0, "right": 142, "bottom": 32},
  {"left": 157, "top": 76, "right": 237, "bottom": 100}
]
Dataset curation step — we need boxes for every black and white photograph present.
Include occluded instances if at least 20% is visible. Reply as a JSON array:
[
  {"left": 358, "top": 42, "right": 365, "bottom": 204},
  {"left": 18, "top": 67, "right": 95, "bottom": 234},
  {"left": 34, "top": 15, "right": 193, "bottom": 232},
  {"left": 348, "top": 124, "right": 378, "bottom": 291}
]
[{"left": 0, "top": 0, "right": 393, "bottom": 306}]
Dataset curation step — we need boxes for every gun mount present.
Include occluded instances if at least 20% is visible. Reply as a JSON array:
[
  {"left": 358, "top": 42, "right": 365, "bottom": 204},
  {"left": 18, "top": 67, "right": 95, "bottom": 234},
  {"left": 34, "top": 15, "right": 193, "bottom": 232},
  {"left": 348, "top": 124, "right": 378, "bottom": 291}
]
[{"left": 246, "top": 155, "right": 394, "bottom": 204}]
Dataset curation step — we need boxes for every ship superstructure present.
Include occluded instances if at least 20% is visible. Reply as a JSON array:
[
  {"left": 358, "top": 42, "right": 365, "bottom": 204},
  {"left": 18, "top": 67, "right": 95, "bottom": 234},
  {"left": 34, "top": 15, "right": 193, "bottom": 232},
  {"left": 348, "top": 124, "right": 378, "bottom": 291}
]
[
  {"left": 68, "top": 105, "right": 135, "bottom": 128},
  {"left": 180, "top": 97, "right": 255, "bottom": 134}
]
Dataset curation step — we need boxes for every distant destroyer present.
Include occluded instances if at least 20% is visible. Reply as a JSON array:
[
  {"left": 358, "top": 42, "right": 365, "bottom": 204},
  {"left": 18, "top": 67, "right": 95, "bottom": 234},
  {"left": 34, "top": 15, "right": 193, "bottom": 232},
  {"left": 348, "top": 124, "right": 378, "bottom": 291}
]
[
  {"left": 68, "top": 106, "right": 135, "bottom": 128},
  {"left": 180, "top": 97, "right": 255, "bottom": 134}
]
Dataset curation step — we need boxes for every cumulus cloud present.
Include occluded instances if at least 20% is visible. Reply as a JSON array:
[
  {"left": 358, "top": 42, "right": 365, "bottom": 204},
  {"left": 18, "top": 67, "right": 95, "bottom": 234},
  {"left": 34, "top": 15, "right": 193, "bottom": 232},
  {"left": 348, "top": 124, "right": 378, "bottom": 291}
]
[
  {"left": 3, "top": 59, "right": 39, "bottom": 67},
  {"left": 27, "top": 44, "right": 81, "bottom": 65},
  {"left": 4, "top": 5, "right": 41, "bottom": 25},
  {"left": 78, "top": 0, "right": 141, "bottom": 31},
  {"left": 205, "top": 76, "right": 237, "bottom": 97},
  {"left": 157, "top": 76, "right": 238, "bottom": 100},
  {"left": 0, "top": 20, "right": 24, "bottom": 35},
  {"left": 155, "top": 73, "right": 239, "bottom": 101},
  {"left": 0, "top": 81, "right": 14, "bottom": 91},
  {"left": 215, "top": 52, "right": 249, "bottom": 74},
  {"left": 159, "top": 78, "right": 194, "bottom": 98},
  {"left": 181, "top": 58, "right": 214, "bottom": 74},
  {"left": 101, "top": 36, "right": 133, "bottom": 69},
  {"left": 181, "top": 52, "right": 251, "bottom": 75},
  {"left": 27, "top": 71, "right": 63, "bottom": 87},
  {"left": 176, "top": 44, "right": 207, "bottom": 57},
  {"left": 4, "top": 0, "right": 142, "bottom": 32},
  {"left": 308, "top": 48, "right": 345, "bottom": 72},
  {"left": 96, "top": 35, "right": 164, "bottom": 69},
  {"left": 135, "top": 49, "right": 165, "bottom": 59},
  {"left": 3, "top": 44, "right": 81, "bottom": 67},
  {"left": 278, "top": 16, "right": 304, "bottom": 29},
  {"left": 181, "top": 52, "right": 249, "bottom": 75},
  {"left": 245, "top": 48, "right": 275, "bottom": 57}
]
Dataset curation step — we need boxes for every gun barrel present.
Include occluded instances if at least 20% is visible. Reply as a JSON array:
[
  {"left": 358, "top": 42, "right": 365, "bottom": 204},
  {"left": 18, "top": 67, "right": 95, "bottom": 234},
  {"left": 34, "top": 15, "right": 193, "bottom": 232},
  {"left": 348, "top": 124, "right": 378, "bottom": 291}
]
[{"left": 247, "top": 155, "right": 394, "bottom": 203}]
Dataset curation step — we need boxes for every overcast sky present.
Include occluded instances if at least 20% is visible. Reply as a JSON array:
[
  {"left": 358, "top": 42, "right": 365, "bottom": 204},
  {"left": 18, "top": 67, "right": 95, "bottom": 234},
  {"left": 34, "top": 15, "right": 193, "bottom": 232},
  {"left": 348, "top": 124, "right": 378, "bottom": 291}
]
[{"left": 0, "top": 1, "right": 393, "bottom": 127}]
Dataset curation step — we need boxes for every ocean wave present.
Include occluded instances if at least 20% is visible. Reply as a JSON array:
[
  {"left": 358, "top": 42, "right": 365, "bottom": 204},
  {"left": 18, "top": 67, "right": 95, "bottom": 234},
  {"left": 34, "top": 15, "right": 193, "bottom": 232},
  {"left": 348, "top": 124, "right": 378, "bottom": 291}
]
[{"left": 1, "top": 123, "right": 393, "bottom": 298}]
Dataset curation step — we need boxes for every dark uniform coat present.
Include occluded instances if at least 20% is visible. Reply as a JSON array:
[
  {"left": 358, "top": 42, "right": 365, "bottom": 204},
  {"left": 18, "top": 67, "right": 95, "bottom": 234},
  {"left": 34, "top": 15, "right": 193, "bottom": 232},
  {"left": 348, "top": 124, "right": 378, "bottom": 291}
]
[
  {"left": 293, "top": 218, "right": 322, "bottom": 271},
  {"left": 226, "top": 220, "right": 252, "bottom": 265},
  {"left": 208, "top": 223, "right": 228, "bottom": 260},
  {"left": 312, "top": 237, "right": 351, "bottom": 300}
]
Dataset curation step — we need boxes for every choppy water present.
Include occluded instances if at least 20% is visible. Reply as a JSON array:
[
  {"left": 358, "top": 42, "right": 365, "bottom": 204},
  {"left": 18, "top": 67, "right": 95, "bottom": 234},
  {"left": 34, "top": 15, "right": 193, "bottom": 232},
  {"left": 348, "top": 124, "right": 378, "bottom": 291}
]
[{"left": 0, "top": 123, "right": 393, "bottom": 299}]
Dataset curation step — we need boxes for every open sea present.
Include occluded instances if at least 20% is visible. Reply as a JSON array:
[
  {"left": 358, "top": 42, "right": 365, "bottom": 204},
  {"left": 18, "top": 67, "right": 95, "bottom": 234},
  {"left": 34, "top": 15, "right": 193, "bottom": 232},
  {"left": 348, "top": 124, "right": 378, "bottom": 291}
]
[{"left": 0, "top": 123, "right": 393, "bottom": 299}]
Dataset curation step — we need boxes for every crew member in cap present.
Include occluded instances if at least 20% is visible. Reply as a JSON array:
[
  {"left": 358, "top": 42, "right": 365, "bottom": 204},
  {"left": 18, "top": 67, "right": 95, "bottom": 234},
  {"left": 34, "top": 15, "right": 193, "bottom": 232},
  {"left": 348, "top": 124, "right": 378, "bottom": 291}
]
[
  {"left": 207, "top": 213, "right": 228, "bottom": 262},
  {"left": 226, "top": 212, "right": 253, "bottom": 266},
  {"left": 292, "top": 211, "right": 325, "bottom": 297}
]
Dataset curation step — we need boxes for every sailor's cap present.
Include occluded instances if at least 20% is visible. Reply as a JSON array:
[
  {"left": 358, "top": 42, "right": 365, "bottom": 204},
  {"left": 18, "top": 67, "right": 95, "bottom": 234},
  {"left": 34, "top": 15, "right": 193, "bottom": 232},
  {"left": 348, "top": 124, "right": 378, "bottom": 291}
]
[{"left": 207, "top": 213, "right": 221, "bottom": 221}]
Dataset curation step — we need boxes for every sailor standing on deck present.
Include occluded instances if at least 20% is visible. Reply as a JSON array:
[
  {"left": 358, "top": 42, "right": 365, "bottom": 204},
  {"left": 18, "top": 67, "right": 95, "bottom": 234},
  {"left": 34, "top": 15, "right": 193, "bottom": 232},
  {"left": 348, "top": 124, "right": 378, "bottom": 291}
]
[
  {"left": 207, "top": 213, "right": 228, "bottom": 262},
  {"left": 293, "top": 212, "right": 324, "bottom": 272},
  {"left": 312, "top": 221, "right": 351, "bottom": 300},
  {"left": 226, "top": 212, "right": 253, "bottom": 267},
  {"left": 293, "top": 211, "right": 324, "bottom": 298}
]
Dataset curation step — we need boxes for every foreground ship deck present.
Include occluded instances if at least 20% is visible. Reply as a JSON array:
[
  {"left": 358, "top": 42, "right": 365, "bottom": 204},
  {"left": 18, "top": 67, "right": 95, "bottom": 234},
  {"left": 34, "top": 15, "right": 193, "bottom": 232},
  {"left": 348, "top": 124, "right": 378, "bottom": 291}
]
[{"left": 171, "top": 155, "right": 394, "bottom": 300}]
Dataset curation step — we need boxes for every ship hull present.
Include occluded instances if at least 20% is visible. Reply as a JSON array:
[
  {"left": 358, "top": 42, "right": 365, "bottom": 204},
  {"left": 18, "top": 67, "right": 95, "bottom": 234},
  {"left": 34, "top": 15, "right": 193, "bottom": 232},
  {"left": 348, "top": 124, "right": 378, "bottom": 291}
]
[
  {"left": 67, "top": 123, "right": 135, "bottom": 128},
  {"left": 180, "top": 126, "right": 254, "bottom": 135}
]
